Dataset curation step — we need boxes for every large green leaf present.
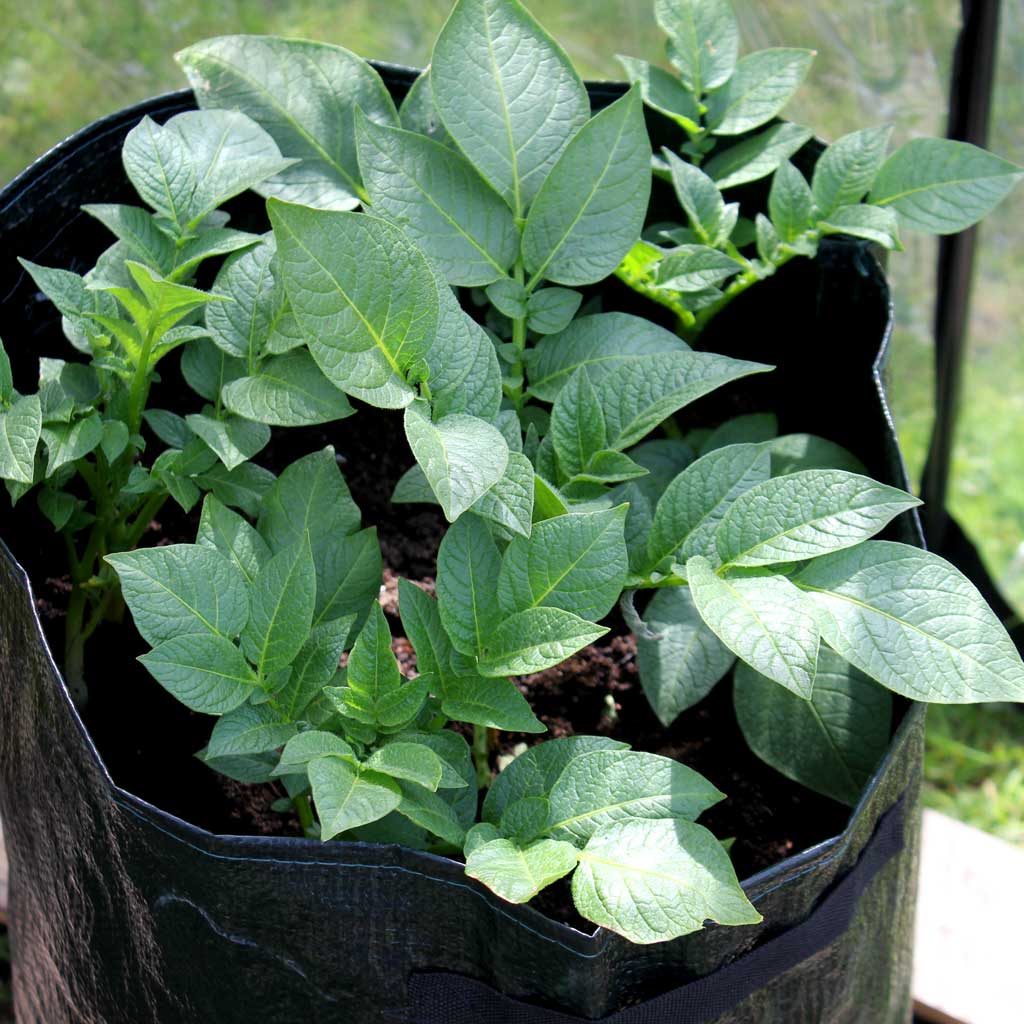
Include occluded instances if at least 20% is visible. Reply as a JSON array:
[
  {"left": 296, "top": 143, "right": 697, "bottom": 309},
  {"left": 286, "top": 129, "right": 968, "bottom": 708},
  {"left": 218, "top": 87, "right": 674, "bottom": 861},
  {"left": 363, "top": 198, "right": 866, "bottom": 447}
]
[
  {"left": 473, "top": 452, "right": 535, "bottom": 539},
  {"left": 106, "top": 544, "right": 249, "bottom": 646},
  {"left": 654, "top": 0, "right": 739, "bottom": 94},
  {"left": 269, "top": 201, "right": 438, "bottom": 407},
  {"left": 521, "top": 86, "right": 651, "bottom": 287},
  {"left": 312, "top": 527, "right": 381, "bottom": 630},
  {"left": 733, "top": 652, "right": 892, "bottom": 806},
  {"left": 139, "top": 633, "right": 257, "bottom": 714},
  {"left": 274, "top": 618, "right": 353, "bottom": 719},
  {"left": 811, "top": 125, "right": 892, "bottom": 216},
  {"left": 355, "top": 112, "right": 517, "bottom": 286},
  {"left": 636, "top": 586, "right": 735, "bottom": 726},
  {"left": 793, "top": 541, "right": 1024, "bottom": 703},
  {"left": 526, "top": 313, "right": 685, "bottom": 403},
  {"left": 122, "top": 111, "right": 292, "bottom": 232},
  {"left": 177, "top": 35, "right": 399, "bottom": 210},
  {"left": 196, "top": 494, "right": 271, "bottom": 585},
  {"left": 241, "top": 537, "right": 316, "bottom": 676},
  {"left": 595, "top": 353, "right": 771, "bottom": 451},
  {"left": 430, "top": 0, "right": 589, "bottom": 215},
  {"left": 398, "top": 578, "right": 465, "bottom": 680},
  {"left": 497, "top": 506, "right": 628, "bottom": 621},
  {"left": 366, "top": 743, "right": 444, "bottom": 792},
  {"left": 0, "top": 395, "right": 42, "bottom": 484},
  {"left": 477, "top": 607, "right": 607, "bottom": 677},
  {"left": 403, "top": 401, "right": 509, "bottom": 522},
  {"left": 222, "top": 351, "right": 355, "bottom": 427},
  {"left": 436, "top": 514, "right": 502, "bottom": 657},
  {"left": 393, "top": 782, "right": 467, "bottom": 846},
  {"left": 549, "top": 368, "right": 606, "bottom": 479},
  {"left": 308, "top": 756, "right": 401, "bottom": 839},
  {"left": 483, "top": 735, "right": 628, "bottom": 824},
  {"left": 687, "top": 557, "right": 819, "bottom": 698},
  {"left": 616, "top": 57, "right": 700, "bottom": 131},
  {"left": 572, "top": 818, "right": 761, "bottom": 943},
  {"left": 662, "top": 150, "right": 726, "bottom": 245},
  {"left": 703, "top": 123, "right": 813, "bottom": 190},
  {"left": 346, "top": 601, "right": 402, "bottom": 707},
  {"left": 41, "top": 413, "right": 103, "bottom": 475},
  {"left": 440, "top": 675, "right": 545, "bottom": 732},
  {"left": 705, "top": 49, "right": 815, "bottom": 136},
  {"left": 656, "top": 245, "right": 742, "bottom": 292},
  {"left": 185, "top": 413, "right": 270, "bottom": 471},
  {"left": 716, "top": 470, "right": 920, "bottom": 567},
  {"left": 547, "top": 749, "right": 724, "bottom": 844},
  {"left": 466, "top": 837, "right": 578, "bottom": 903},
  {"left": 257, "top": 447, "right": 361, "bottom": 557},
  {"left": 81, "top": 204, "right": 175, "bottom": 273},
  {"left": 818, "top": 205, "right": 902, "bottom": 250},
  {"left": 869, "top": 139, "right": 1023, "bottom": 234},
  {"left": 207, "top": 703, "right": 297, "bottom": 758}
]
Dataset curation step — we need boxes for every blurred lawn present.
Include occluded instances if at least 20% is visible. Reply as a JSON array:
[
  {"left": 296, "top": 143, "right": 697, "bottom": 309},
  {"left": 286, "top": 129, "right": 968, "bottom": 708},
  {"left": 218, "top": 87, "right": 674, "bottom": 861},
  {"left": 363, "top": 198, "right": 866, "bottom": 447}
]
[{"left": 0, "top": 0, "right": 1021, "bottom": 844}]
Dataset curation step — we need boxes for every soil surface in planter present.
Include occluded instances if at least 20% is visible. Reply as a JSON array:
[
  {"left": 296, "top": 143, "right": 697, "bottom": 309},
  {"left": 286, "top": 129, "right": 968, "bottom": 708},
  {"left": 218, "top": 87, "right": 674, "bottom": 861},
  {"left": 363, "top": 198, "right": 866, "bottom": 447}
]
[{"left": 7, "top": 373, "right": 852, "bottom": 930}]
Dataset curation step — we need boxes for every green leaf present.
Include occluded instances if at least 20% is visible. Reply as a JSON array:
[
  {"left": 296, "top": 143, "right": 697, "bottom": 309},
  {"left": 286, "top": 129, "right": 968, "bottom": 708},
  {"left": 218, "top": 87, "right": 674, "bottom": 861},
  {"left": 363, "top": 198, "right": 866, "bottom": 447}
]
[
  {"left": 399, "top": 68, "right": 451, "bottom": 146},
  {"left": 819, "top": 205, "right": 902, "bottom": 250},
  {"left": 241, "top": 537, "right": 317, "bottom": 676},
  {"left": 573, "top": 450, "right": 648, "bottom": 486},
  {"left": 498, "top": 506, "right": 628, "bottom": 621},
  {"left": 196, "top": 460, "right": 275, "bottom": 519},
  {"left": 572, "top": 818, "right": 761, "bottom": 943},
  {"left": 196, "top": 494, "right": 271, "bottom": 584},
  {"left": 376, "top": 677, "right": 430, "bottom": 730},
  {"left": 313, "top": 527, "right": 381, "bottom": 630},
  {"left": 526, "top": 312, "right": 685, "bottom": 403},
  {"left": 431, "top": 0, "right": 589, "bottom": 215},
  {"left": 143, "top": 410, "right": 190, "bottom": 448},
  {"left": 704, "top": 123, "right": 814, "bottom": 190},
  {"left": 646, "top": 443, "right": 771, "bottom": 571},
  {"left": 522, "top": 86, "right": 651, "bottom": 288},
  {"left": 308, "top": 757, "right": 401, "bottom": 839},
  {"left": 177, "top": 35, "right": 399, "bottom": 210},
  {"left": 499, "top": 796, "right": 550, "bottom": 842},
  {"left": 811, "top": 125, "right": 892, "bottom": 216},
  {"left": 426, "top": 286, "right": 503, "bottom": 421},
  {"left": 106, "top": 544, "right": 249, "bottom": 646},
  {"left": 185, "top": 412, "right": 270, "bottom": 471},
  {"left": 269, "top": 201, "right": 438, "bottom": 407},
  {"left": 768, "top": 434, "right": 866, "bottom": 476},
  {"left": 393, "top": 781, "right": 467, "bottom": 846},
  {"left": 687, "top": 557, "right": 820, "bottom": 698},
  {"left": 548, "top": 749, "right": 723, "bottom": 845},
  {"left": 616, "top": 56, "right": 700, "bottom": 131},
  {"left": 172, "top": 229, "right": 262, "bottom": 280},
  {"left": 734, "top": 651, "right": 892, "bottom": 807},
  {"left": 274, "top": 618, "right": 353, "bottom": 719},
  {"left": 869, "top": 138, "right": 1024, "bottom": 234},
  {"left": 768, "top": 161, "right": 814, "bottom": 242},
  {"left": 596, "top": 353, "right": 772, "bottom": 453},
  {"left": 466, "top": 837, "right": 578, "bottom": 903},
  {"left": 550, "top": 368, "right": 606, "bottom": 479},
  {"left": 0, "top": 395, "right": 42, "bottom": 484},
  {"left": 485, "top": 278, "right": 529, "bottom": 319},
  {"left": 483, "top": 735, "right": 628, "bottom": 824},
  {"left": 398, "top": 579, "right": 464, "bottom": 680},
  {"left": 478, "top": 607, "right": 608, "bottom": 677},
  {"left": 122, "top": 111, "right": 292, "bottom": 232},
  {"left": 655, "top": 0, "right": 739, "bottom": 94},
  {"left": 705, "top": 49, "right": 815, "bottom": 136},
  {"left": 440, "top": 675, "right": 545, "bottom": 733},
  {"left": 656, "top": 245, "right": 742, "bottom": 293},
  {"left": 662, "top": 150, "right": 726, "bottom": 245},
  {"left": 366, "top": 742, "right": 444, "bottom": 791},
  {"left": 699, "top": 414, "right": 778, "bottom": 455},
  {"left": 181, "top": 338, "right": 245, "bottom": 403},
  {"left": 755, "top": 213, "right": 781, "bottom": 263},
  {"left": 139, "top": 633, "right": 257, "bottom": 714},
  {"left": 99, "top": 420, "right": 130, "bottom": 463},
  {"left": 526, "top": 288, "right": 582, "bottom": 335},
  {"left": 636, "top": 586, "right": 735, "bottom": 726},
  {"left": 793, "top": 541, "right": 1024, "bottom": 703},
  {"left": 0, "top": 338, "right": 12, "bottom": 406},
  {"left": 258, "top": 447, "right": 361, "bottom": 557},
  {"left": 436, "top": 513, "right": 502, "bottom": 657},
  {"left": 273, "top": 731, "right": 354, "bottom": 776},
  {"left": 200, "top": 749, "right": 278, "bottom": 784},
  {"left": 473, "top": 451, "right": 535, "bottom": 539},
  {"left": 41, "top": 413, "right": 103, "bottom": 475},
  {"left": 222, "top": 351, "right": 356, "bottom": 427},
  {"left": 355, "top": 111, "right": 518, "bottom": 286},
  {"left": 403, "top": 401, "right": 509, "bottom": 522},
  {"left": 81, "top": 204, "right": 174, "bottom": 272},
  {"left": 18, "top": 259, "right": 118, "bottom": 352},
  {"left": 717, "top": 470, "right": 920, "bottom": 567},
  {"left": 208, "top": 703, "right": 297, "bottom": 758},
  {"left": 37, "top": 489, "right": 81, "bottom": 530},
  {"left": 346, "top": 601, "right": 401, "bottom": 707}
]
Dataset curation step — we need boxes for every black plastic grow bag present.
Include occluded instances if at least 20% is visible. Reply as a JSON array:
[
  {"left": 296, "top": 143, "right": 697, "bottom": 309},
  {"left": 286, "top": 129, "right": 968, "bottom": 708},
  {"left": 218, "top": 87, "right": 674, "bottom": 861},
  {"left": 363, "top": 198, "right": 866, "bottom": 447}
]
[{"left": 0, "top": 73, "right": 924, "bottom": 1024}]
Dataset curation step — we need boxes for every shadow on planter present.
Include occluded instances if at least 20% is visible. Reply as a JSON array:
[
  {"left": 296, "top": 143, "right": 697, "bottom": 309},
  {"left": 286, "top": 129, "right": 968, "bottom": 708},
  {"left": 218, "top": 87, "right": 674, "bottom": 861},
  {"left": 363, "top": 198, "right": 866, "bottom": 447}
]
[{"left": 0, "top": 73, "right": 924, "bottom": 1024}]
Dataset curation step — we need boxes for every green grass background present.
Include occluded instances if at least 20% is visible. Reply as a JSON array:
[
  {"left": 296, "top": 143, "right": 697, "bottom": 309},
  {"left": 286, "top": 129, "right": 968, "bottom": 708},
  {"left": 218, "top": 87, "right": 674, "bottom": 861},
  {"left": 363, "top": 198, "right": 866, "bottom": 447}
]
[{"left": 1, "top": 0, "right": 1020, "bottom": 842}]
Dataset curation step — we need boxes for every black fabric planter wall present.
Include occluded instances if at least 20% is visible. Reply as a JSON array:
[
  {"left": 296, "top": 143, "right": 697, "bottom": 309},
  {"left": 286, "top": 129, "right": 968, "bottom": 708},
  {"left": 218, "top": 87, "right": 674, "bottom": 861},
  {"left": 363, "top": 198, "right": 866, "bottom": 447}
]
[{"left": 0, "top": 74, "right": 924, "bottom": 1024}]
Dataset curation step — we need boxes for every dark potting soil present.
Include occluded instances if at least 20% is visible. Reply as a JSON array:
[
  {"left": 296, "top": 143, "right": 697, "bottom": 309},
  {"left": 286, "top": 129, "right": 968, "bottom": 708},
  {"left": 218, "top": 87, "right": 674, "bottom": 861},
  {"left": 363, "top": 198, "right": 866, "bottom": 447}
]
[{"left": 5, "top": 358, "right": 852, "bottom": 933}]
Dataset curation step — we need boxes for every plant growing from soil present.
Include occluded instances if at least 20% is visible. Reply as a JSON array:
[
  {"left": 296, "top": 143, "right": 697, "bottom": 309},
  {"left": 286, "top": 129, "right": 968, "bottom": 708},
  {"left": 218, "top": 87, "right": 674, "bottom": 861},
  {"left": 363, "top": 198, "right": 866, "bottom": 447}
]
[
  {"left": 9, "top": 0, "right": 1024, "bottom": 944},
  {"left": 615, "top": 0, "right": 1024, "bottom": 339}
]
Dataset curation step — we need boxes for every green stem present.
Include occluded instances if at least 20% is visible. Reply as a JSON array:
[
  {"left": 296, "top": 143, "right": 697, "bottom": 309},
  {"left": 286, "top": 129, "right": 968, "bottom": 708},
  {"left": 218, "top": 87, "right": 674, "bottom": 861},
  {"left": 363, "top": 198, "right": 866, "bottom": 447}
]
[
  {"left": 472, "top": 724, "right": 492, "bottom": 789},
  {"left": 508, "top": 257, "right": 529, "bottom": 410},
  {"left": 124, "top": 491, "right": 169, "bottom": 550},
  {"left": 127, "top": 321, "right": 158, "bottom": 436},
  {"left": 293, "top": 794, "right": 316, "bottom": 837}
]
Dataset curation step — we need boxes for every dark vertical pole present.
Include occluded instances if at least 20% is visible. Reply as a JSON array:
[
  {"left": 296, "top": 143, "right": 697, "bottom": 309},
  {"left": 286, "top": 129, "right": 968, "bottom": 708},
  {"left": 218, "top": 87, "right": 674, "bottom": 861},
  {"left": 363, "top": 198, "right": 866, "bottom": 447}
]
[{"left": 919, "top": 0, "right": 1001, "bottom": 549}]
